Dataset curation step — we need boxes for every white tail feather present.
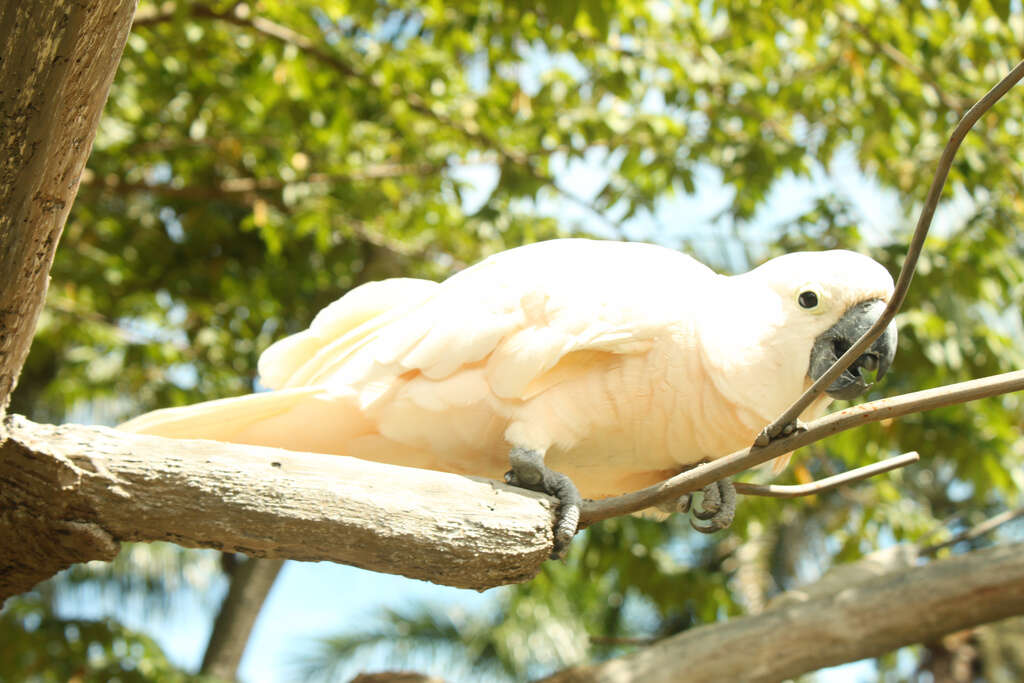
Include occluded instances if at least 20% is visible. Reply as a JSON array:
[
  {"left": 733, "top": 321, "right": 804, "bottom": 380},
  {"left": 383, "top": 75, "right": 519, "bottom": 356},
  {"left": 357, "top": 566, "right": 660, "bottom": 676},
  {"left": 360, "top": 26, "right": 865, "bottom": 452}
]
[{"left": 118, "top": 387, "right": 325, "bottom": 443}]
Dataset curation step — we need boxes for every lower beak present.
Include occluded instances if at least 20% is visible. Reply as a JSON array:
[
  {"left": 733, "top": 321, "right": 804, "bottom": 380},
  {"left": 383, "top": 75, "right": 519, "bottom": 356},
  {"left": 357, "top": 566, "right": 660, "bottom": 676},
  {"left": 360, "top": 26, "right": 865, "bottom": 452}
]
[{"left": 808, "top": 299, "right": 898, "bottom": 400}]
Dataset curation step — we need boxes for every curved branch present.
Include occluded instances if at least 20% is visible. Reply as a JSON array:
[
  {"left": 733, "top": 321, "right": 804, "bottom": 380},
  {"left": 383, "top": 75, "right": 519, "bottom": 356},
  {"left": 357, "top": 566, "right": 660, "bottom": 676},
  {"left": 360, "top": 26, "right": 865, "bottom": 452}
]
[
  {"left": 581, "top": 370, "right": 1024, "bottom": 526},
  {"left": 733, "top": 451, "right": 919, "bottom": 499},
  {"left": 759, "top": 59, "right": 1024, "bottom": 442}
]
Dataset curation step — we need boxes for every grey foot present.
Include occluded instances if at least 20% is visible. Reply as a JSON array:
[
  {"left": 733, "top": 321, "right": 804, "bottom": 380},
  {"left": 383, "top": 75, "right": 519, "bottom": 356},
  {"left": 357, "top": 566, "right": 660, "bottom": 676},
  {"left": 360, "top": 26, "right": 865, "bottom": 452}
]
[
  {"left": 680, "top": 479, "right": 737, "bottom": 533},
  {"left": 504, "top": 446, "right": 581, "bottom": 560}
]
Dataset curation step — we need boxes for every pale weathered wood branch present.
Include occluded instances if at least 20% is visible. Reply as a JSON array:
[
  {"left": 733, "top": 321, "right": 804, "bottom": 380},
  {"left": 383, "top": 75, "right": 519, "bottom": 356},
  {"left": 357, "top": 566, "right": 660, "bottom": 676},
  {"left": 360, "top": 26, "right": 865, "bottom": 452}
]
[
  {"left": 0, "top": 415, "right": 556, "bottom": 602},
  {"left": 0, "top": 0, "right": 138, "bottom": 413},
  {"left": 540, "top": 542, "right": 1024, "bottom": 683}
]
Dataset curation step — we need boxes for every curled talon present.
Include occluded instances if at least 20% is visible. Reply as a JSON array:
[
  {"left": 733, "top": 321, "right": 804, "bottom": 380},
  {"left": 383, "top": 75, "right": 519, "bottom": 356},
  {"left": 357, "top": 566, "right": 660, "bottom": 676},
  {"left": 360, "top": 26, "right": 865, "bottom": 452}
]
[
  {"left": 547, "top": 471, "right": 582, "bottom": 556},
  {"left": 690, "top": 480, "right": 737, "bottom": 534},
  {"left": 691, "top": 480, "right": 722, "bottom": 520},
  {"left": 675, "top": 494, "right": 693, "bottom": 515},
  {"left": 507, "top": 446, "right": 581, "bottom": 559}
]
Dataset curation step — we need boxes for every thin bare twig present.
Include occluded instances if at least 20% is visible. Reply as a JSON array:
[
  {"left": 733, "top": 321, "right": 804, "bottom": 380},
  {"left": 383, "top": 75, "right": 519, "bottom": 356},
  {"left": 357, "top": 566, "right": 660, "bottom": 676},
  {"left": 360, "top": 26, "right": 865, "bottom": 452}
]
[
  {"left": 921, "top": 506, "right": 1024, "bottom": 556},
  {"left": 733, "top": 451, "right": 919, "bottom": 499},
  {"left": 580, "top": 370, "right": 1024, "bottom": 526},
  {"left": 758, "top": 59, "right": 1024, "bottom": 443}
]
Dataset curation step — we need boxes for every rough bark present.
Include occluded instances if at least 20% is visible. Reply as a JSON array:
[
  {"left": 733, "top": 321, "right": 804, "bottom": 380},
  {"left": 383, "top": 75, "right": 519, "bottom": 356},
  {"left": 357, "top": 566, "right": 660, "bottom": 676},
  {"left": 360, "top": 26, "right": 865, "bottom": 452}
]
[
  {"left": 0, "top": 415, "right": 555, "bottom": 601},
  {"left": 540, "top": 542, "right": 1024, "bottom": 683},
  {"left": 0, "top": 0, "right": 137, "bottom": 414},
  {"left": 201, "top": 557, "right": 285, "bottom": 681}
]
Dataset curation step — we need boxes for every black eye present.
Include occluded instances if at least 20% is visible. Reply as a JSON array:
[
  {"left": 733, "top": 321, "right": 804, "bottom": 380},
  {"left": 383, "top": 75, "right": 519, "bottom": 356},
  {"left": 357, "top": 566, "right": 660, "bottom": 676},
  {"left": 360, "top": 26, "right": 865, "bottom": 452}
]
[{"left": 798, "top": 291, "right": 819, "bottom": 309}]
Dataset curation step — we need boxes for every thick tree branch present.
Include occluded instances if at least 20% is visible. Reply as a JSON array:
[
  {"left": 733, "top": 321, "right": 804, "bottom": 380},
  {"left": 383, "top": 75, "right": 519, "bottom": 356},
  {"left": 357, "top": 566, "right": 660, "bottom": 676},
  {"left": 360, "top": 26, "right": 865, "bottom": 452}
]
[
  {"left": 0, "top": 415, "right": 554, "bottom": 602},
  {"left": 541, "top": 542, "right": 1024, "bottom": 683},
  {"left": 0, "top": 0, "right": 137, "bottom": 413}
]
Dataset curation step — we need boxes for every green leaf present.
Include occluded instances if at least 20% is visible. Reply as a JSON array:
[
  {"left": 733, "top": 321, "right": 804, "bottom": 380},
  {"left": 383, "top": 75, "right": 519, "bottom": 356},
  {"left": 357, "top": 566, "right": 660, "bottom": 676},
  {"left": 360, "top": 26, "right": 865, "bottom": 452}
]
[{"left": 988, "top": 0, "right": 1011, "bottom": 21}]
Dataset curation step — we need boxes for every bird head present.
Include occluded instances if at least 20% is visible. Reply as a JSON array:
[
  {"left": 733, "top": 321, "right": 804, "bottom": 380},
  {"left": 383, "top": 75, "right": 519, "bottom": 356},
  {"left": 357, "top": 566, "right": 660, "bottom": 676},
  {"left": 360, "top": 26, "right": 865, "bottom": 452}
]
[{"left": 750, "top": 249, "right": 898, "bottom": 401}]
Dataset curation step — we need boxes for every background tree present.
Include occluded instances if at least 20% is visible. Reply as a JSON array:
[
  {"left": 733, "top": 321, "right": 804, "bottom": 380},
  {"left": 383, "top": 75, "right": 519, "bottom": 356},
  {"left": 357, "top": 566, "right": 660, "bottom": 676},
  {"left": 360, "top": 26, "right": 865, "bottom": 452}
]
[{"left": 4, "top": 0, "right": 1024, "bottom": 680}]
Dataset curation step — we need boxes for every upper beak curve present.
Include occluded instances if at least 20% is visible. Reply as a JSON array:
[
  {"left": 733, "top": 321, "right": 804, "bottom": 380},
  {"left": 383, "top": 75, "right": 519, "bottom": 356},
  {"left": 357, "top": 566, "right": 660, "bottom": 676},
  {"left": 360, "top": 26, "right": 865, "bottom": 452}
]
[{"left": 808, "top": 299, "right": 898, "bottom": 400}]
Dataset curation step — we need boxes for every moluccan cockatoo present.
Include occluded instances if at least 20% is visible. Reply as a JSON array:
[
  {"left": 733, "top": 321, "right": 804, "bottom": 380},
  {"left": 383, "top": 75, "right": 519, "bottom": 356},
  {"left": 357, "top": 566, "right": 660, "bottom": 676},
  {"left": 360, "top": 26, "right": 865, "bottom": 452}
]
[{"left": 120, "top": 239, "right": 898, "bottom": 556}]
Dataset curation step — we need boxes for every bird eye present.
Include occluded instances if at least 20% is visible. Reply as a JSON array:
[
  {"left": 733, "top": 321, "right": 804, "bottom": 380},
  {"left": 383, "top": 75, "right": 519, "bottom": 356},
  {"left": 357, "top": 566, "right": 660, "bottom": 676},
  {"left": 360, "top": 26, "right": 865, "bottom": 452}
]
[{"left": 798, "top": 290, "right": 819, "bottom": 309}]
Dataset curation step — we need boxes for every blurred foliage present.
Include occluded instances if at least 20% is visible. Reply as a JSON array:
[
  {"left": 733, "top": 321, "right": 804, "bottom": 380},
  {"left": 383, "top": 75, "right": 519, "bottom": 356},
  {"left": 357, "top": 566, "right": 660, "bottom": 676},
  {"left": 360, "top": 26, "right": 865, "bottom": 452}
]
[
  {"left": 0, "top": 595, "right": 207, "bottom": 682},
  {"left": 0, "top": 546, "right": 224, "bottom": 682},
  {"left": 7, "top": 0, "right": 1024, "bottom": 680},
  {"left": 52, "top": 545, "right": 225, "bottom": 615}
]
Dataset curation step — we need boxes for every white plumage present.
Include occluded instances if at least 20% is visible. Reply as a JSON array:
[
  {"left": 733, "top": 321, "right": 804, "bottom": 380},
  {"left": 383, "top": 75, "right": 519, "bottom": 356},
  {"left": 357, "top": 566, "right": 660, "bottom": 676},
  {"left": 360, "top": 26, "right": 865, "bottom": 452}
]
[{"left": 121, "top": 238, "right": 895, "bottom": 501}]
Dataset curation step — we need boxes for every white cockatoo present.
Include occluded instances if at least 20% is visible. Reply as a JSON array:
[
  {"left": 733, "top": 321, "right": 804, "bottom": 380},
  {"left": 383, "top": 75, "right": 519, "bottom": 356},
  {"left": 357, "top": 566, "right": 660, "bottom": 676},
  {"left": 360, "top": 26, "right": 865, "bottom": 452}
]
[{"left": 120, "top": 239, "right": 897, "bottom": 555}]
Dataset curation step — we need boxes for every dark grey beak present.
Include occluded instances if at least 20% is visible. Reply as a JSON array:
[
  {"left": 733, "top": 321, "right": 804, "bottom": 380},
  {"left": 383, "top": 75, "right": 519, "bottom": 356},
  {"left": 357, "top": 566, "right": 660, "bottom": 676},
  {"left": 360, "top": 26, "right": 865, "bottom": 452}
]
[{"left": 808, "top": 299, "right": 897, "bottom": 400}]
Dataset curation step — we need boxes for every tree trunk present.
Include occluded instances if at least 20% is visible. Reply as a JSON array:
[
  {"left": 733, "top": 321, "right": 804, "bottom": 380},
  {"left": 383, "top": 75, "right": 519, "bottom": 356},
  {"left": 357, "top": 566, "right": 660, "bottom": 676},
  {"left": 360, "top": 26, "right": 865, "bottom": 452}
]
[
  {"left": 0, "top": 0, "right": 137, "bottom": 414},
  {"left": 201, "top": 557, "right": 285, "bottom": 681}
]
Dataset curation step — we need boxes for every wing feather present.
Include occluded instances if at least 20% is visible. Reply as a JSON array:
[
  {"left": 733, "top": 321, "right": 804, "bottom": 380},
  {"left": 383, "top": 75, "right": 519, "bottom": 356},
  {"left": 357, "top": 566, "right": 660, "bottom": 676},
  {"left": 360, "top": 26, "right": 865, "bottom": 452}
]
[
  {"left": 258, "top": 278, "right": 437, "bottom": 389},
  {"left": 258, "top": 240, "right": 713, "bottom": 407}
]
